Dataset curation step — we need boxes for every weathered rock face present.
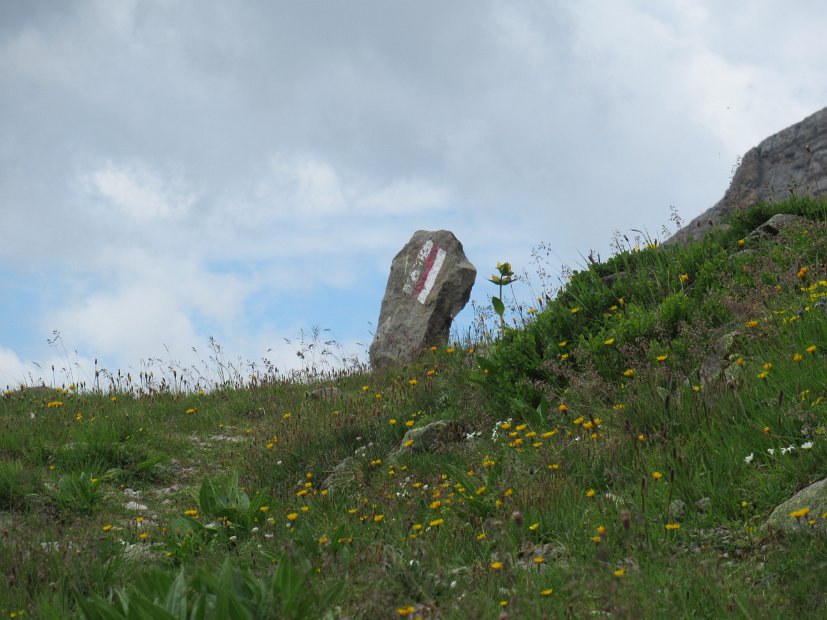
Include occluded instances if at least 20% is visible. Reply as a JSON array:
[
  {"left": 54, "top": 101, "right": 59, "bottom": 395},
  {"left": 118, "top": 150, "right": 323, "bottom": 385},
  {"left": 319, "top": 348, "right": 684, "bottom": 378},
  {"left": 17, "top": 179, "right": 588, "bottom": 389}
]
[
  {"left": 369, "top": 230, "right": 476, "bottom": 369},
  {"left": 669, "top": 106, "right": 827, "bottom": 244}
]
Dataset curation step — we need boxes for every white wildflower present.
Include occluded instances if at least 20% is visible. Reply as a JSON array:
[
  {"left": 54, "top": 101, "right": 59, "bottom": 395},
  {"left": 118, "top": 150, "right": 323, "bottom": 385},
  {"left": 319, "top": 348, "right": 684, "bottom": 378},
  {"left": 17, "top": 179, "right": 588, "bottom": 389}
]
[
  {"left": 767, "top": 448, "right": 775, "bottom": 456},
  {"left": 744, "top": 453, "right": 754, "bottom": 464},
  {"left": 801, "top": 441, "right": 814, "bottom": 450}
]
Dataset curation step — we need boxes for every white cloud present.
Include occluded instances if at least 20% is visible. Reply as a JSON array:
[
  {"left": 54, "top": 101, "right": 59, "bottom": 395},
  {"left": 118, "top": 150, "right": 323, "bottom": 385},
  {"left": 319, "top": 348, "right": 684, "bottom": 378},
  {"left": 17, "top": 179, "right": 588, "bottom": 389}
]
[
  {"left": 253, "top": 152, "right": 450, "bottom": 218},
  {"left": 47, "top": 284, "right": 200, "bottom": 363},
  {"left": 0, "top": 347, "right": 38, "bottom": 387},
  {"left": 84, "top": 161, "right": 197, "bottom": 222},
  {"left": 0, "top": 346, "right": 98, "bottom": 389}
]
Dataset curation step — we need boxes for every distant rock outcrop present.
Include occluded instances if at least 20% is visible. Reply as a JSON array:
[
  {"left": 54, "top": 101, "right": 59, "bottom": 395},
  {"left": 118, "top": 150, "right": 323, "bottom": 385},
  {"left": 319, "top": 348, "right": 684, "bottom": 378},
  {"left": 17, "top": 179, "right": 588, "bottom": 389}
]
[
  {"left": 669, "top": 106, "right": 827, "bottom": 244},
  {"left": 369, "top": 230, "right": 476, "bottom": 370}
]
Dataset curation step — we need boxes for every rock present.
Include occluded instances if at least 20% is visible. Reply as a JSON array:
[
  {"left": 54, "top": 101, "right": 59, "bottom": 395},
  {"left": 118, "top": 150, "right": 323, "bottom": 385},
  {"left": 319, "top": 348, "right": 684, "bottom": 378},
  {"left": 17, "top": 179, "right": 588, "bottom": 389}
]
[
  {"left": 668, "top": 106, "right": 827, "bottom": 244},
  {"left": 321, "top": 456, "right": 359, "bottom": 492},
  {"left": 668, "top": 499, "right": 686, "bottom": 521},
  {"left": 695, "top": 497, "right": 712, "bottom": 514},
  {"left": 748, "top": 213, "right": 810, "bottom": 240},
  {"left": 764, "top": 477, "right": 827, "bottom": 534},
  {"left": 699, "top": 328, "right": 742, "bottom": 386},
  {"left": 308, "top": 386, "right": 341, "bottom": 400},
  {"left": 125, "top": 501, "right": 149, "bottom": 511},
  {"left": 369, "top": 230, "right": 476, "bottom": 369},
  {"left": 515, "top": 541, "right": 569, "bottom": 571},
  {"left": 389, "top": 420, "right": 462, "bottom": 460}
]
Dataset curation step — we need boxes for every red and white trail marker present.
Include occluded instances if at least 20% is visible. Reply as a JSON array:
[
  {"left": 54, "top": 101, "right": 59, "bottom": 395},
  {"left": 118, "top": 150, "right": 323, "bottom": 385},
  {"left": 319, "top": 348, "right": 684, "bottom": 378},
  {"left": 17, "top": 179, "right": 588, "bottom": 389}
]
[{"left": 402, "top": 239, "right": 447, "bottom": 304}]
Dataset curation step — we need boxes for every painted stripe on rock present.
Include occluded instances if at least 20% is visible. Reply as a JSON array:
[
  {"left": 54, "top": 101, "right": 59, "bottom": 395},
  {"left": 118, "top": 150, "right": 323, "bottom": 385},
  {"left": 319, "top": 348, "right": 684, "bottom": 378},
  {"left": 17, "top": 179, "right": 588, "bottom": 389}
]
[
  {"left": 417, "top": 248, "right": 446, "bottom": 304},
  {"left": 402, "top": 239, "right": 434, "bottom": 296}
]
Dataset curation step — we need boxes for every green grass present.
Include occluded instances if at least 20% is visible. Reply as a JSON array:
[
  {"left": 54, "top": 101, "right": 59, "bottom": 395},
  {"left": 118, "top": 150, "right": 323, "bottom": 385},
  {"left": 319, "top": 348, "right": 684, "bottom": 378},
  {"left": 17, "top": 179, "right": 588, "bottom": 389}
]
[{"left": 2, "top": 197, "right": 827, "bottom": 618}]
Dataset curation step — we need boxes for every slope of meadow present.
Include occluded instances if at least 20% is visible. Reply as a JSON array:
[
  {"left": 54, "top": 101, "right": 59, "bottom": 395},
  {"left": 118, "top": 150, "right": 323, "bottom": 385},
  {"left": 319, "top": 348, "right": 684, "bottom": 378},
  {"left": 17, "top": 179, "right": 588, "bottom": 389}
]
[{"left": 2, "top": 197, "right": 827, "bottom": 619}]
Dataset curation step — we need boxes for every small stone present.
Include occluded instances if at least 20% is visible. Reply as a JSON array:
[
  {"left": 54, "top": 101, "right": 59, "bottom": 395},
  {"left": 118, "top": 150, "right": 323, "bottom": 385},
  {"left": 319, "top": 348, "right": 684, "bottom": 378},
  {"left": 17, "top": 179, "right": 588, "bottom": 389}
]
[
  {"left": 125, "top": 501, "right": 148, "bottom": 512},
  {"left": 668, "top": 499, "right": 686, "bottom": 521},
  {"left": 308, "top": 386, "right": 341, "bottom": 400},
  {"left": 695, "top": 497, "right": 712, "bottom": 513}
]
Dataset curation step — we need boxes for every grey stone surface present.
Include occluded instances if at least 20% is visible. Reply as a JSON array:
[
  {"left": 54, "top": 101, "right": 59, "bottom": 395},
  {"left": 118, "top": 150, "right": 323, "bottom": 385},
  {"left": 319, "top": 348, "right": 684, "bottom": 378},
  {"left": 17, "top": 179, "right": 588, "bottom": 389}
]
[
  {"left": 308, "top": 386, "right": 341, "bottom": 400},
  {"left": 389, "top": 420, "right": 462, "bottom": 460},
  {"left": 369, "top": 230, "right": 476, "bottom": 369},
  {"left": 321, "top": 456, "right": 358, "bottom": 492},
  {"left": 748, "top": 213, "right": 809, "bottom": 239},
  {"left": 764, "top": 478, "right": 827, "bottom": 534},
  {"left": 669, "top": 106, "right": 827, "bottom": 244}
]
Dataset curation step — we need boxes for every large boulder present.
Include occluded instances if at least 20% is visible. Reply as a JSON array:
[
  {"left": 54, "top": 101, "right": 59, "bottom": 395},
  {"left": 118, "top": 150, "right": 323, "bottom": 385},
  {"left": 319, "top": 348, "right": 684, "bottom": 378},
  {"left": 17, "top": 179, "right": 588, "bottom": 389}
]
[
  {"left": 669, "top": 106, "right": 827, "bottom": 244},
  {"left": 369, "top": 230, "right": 476, "bottom": 369}
]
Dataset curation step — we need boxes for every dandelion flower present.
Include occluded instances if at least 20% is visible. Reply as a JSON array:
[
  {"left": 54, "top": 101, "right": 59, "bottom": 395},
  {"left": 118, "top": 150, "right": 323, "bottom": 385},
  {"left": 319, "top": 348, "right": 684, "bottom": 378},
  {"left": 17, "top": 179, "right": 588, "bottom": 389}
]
[
  {"left": 374, "top": 514, "right": 384, "bottom": 523},
  {"left": 614, "top": 568, "right": 625, "bottom": 577},
  {"left": 102, "top": 524, "right": 113, "bottom": 532},
  {"left": 490, "top": 561, "right": 503, "bottom": 571},
  {"left": 746, "top": 320, "right": 759, "bottom": 329},
  {"left": 604, "top": 338, "right": 615, "bottom": 346},
  {"left": 652, "top": 471, "right": 663, "bottom": 480},
  {"left": 287, "top": 512, "right": 299, "bottom": 521},
  {"left": 807, "top": 345, "right": 817, "bottom": 354},
  {"left": 665, "top": 523, "right": 681, "bottom": 530},
  {"left": 429, "top": 518, "right": 444, "bottom": 527},
  {"left": 586, "top": 488, "right": 596, "bottom": 497},
  {"left": 790, "top": 507, "right": 810, "bottom": 519},
  {"left": 793, "top": 353, "right": 803, "bottom": 362},
  {"left": 798, "top": 267, "right": 808, "bottom": 279},
  {"left": 680, "top": 274, "right": 689, "bottom": 283},
  {"left": 541, "top": 588, "right": 554, "bottom": 596},
  {"left": 623, "top": 369, "right": 636, "bottom": 378},
  {"left": 656, "top": 355, "right": 668, "bottom": 362}
]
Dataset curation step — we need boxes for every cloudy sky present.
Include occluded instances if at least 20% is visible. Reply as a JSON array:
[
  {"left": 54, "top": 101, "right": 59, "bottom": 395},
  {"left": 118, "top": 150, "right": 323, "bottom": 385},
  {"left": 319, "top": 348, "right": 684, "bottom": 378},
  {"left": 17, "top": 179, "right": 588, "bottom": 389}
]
[{"left": 2, "top": 0, "right": 826, "bottom": 387}]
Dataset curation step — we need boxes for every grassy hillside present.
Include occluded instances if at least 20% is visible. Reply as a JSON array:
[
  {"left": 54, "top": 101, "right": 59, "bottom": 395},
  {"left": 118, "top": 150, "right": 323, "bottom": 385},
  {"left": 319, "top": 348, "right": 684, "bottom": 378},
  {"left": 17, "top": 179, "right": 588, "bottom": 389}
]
[{"left": 2, "top": 196, "right": 827, "bottom": 619}]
